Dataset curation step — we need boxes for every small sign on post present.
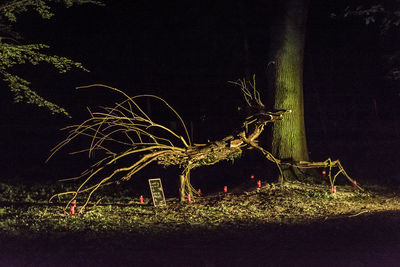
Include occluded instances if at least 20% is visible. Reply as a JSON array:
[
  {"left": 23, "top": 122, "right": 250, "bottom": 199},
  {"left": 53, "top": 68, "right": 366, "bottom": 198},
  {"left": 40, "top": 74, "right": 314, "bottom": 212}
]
[{"left": 148, "top": 178, "right": 166, "bottom": 207}]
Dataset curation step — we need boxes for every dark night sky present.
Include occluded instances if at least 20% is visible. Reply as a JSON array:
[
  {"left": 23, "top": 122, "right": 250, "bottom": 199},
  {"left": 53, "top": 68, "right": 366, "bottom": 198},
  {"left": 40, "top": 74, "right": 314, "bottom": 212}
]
[{"left": 1, "top": 0, "right": 399, "bottom": 186}]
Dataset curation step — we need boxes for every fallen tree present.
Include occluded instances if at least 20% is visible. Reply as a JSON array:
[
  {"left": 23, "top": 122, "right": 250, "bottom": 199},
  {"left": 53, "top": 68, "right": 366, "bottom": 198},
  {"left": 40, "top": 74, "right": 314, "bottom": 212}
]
[{"left": 48, "top": 77, "right": 361, "bottom": 211}]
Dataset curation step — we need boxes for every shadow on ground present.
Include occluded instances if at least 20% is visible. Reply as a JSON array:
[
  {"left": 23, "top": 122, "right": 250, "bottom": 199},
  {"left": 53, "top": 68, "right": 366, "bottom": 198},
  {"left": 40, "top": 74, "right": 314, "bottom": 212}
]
[{"left": 1, "top": 210, "right": 399, "bottom": 267}]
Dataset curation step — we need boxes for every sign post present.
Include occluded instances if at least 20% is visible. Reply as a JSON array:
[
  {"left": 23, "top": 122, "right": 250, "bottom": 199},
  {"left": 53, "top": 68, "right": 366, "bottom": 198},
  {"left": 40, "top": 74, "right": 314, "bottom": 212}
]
[{"left": 148, "top": 178, "right": 166, "bottom": 207}]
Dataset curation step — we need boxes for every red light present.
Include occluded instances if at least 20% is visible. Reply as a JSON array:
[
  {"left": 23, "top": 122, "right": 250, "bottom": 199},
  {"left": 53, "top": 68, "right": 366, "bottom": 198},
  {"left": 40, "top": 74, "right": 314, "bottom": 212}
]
[
  {"left": 70, "top": 207, "right": 75, "bottom": 215},
  {"left": 224, "top": 186, "right": 228, "bottom": 192},
  {"left": 197, "top": 189, "right": 201, "bottom": 194},
  {"left": 353, "top": 181, "right": 357, "bottom": 189},
  {"left": 187, "top": 195, "right": 191, "bottom": 202},
  {"left": 139, "top": 195, "right": 143, "bottom": 204},
  {"left": 332, "top": 186, "right": 337, "bottom": 194},
  {"left": 322, "top": 170, "right": 327, "bottom": 176},
  {"left": 72, "top": 200, "right": 76, "bottom": 207},
  {"left": 250, "top": 175, "right": 255, "bottom": 180},
  {"left": 257, "top": 180, "right": 261, "bottom": 188}
]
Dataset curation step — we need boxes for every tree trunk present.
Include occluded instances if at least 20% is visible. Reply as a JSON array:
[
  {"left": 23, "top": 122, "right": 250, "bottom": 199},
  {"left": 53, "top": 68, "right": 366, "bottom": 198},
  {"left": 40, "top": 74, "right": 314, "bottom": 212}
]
[{"left": 269, "top": 0, "right": 310, "bottom": 181}]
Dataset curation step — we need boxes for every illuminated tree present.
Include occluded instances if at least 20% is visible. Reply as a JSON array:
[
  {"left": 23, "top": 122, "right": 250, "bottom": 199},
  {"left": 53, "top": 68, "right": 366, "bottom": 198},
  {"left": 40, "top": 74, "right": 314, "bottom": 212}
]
[
  {"left": 0, "top": 0, "right": 102, "bottom": 116},
  {"left": 269, "top": 0, "right": 310, "bottom": 181}
]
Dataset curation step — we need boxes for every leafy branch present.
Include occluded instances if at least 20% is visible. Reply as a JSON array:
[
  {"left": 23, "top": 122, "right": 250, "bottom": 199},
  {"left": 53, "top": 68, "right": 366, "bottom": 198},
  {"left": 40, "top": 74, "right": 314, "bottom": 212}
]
[
  {"left": 0, "top": 0, "right": 103, "bottom": 116},
  {"left": 0, "top": 0, "right": 103, "bottom": 22},
  {"left": 0, "top": 43, "right": 89, "bottom": 116}
]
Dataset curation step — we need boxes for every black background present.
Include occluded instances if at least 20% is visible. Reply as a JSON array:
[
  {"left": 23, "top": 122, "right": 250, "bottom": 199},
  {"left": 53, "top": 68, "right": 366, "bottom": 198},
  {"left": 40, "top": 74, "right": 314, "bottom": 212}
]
[{"left": 0, "top": 0, "right": 399, "bottom": 191}]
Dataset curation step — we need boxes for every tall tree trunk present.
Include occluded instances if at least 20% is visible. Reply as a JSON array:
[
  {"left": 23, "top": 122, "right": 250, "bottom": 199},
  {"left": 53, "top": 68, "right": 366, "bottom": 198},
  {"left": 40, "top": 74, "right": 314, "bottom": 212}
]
[{"left": 269, "top": 0, "right": 310, "bottom": 181}]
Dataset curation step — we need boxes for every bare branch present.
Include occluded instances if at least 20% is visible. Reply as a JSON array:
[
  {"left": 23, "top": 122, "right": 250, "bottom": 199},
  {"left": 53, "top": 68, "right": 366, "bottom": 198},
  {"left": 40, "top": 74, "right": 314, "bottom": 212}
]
[{"left": 49, "top": 79, "right": 359, "bottom": 212}]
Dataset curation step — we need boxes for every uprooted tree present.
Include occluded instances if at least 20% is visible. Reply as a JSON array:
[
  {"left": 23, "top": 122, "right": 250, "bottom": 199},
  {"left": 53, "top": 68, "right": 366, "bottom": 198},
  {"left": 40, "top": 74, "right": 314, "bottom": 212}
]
[{"left": 48, "top": 77, "right": 361, "bottom": 212}]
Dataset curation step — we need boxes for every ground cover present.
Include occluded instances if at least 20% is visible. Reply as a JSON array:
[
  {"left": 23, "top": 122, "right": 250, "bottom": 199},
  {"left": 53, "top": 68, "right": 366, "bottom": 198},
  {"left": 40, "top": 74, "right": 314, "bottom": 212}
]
[{"left": 0, "top": 181, "right": 399, "bottom": 266}]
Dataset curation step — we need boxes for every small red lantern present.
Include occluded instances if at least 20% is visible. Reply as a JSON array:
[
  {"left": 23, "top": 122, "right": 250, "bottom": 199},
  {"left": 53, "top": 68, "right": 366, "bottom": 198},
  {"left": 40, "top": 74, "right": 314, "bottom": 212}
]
[
  {"left": 257, "top": 180, "right": 261, "bottom": 188},
  {"left": 70, "top": 207, "right": 75, "bottom": 215},
  {"left": 72, "top": 200, "right": 76, "bottom": 207},
  {"left": 187, "top": 195, "right": 191, "bottom": 202},
  {"left": 322, "top": 170, "right": 327, "bottom": 176},
  {"left": 197, "top": 189, "right": 201, "bottom": 194},
  {"left": 139, "top": 195, "right": 144, "bottom": 204},
  {"left": 332, "top": 186, "right": 337, "bottom": 194},
  {"left": 353, "top": 181, "right": 357, "bottom": 189},
  {"left": 224, "top": 186, "right": 228, "bottom": 193},
  {"left": 250, "top": 175, "right": 255, "bottom": 180}
]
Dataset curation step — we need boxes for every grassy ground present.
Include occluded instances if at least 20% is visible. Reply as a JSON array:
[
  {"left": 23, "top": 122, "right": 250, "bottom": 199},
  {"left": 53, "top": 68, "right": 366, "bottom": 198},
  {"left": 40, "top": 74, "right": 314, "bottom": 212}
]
[{"left": 0, "top": 180, "right": 399, "bottom": 266}]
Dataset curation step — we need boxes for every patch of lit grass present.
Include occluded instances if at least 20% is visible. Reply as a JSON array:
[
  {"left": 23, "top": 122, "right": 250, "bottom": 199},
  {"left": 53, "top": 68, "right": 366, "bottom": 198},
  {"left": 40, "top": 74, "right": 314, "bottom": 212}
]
[{"left": 0, "top": 181, "right": 399, "bottom": 236}]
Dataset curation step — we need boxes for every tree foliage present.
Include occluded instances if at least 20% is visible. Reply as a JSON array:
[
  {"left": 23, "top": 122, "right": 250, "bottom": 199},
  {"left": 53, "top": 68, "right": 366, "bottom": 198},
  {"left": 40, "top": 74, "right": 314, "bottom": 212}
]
[
  {"left": 344, "top": 1, "right": 400, "bottom": 31},
  {"left": 0, "top": 0, "right": 102, "bottom": 22},
  {"left": 342, "top": 1, "right": 400, "bottom": 82},
  {"left": 0, "top": 0, "right": 103, "bottom": 116}
]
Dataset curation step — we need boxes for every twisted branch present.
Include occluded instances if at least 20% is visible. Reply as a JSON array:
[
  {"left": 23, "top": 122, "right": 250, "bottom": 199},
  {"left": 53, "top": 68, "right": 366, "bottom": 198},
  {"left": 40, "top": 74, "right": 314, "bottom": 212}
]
[{"left": 49, "top": 78, "right": 361, "bottom": 212}]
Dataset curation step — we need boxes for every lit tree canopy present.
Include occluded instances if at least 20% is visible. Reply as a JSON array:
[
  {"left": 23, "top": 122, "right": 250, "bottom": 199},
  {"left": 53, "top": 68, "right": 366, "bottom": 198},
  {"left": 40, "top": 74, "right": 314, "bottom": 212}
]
[{"left": 0, "top": 0, "right": 103, "bottom": 116}]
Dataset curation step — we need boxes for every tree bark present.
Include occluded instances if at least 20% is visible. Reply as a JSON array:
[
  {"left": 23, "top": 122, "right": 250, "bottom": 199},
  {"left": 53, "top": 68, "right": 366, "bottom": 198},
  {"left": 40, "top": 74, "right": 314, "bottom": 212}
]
[{"left": 269, "top": 0, "right": 310, "bottom": 181}]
